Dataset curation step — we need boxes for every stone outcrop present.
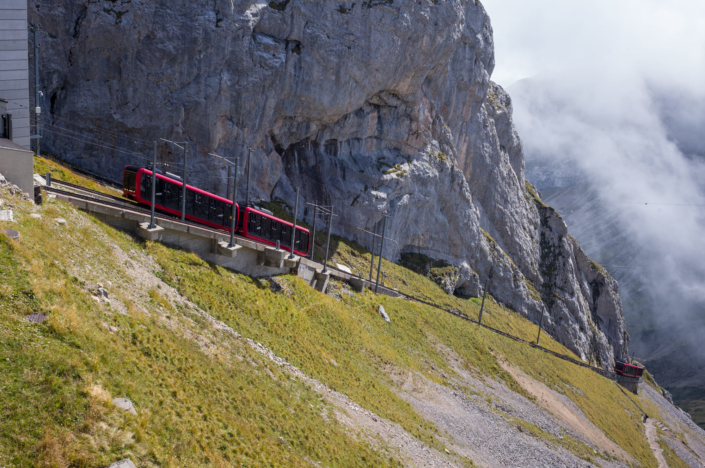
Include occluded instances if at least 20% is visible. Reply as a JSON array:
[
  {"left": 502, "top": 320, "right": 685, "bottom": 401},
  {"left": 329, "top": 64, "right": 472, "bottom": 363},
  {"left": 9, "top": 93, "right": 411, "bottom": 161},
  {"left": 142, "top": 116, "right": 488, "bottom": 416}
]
[{"left": 30, "top": 0, "right": 629, "bottom": 365}]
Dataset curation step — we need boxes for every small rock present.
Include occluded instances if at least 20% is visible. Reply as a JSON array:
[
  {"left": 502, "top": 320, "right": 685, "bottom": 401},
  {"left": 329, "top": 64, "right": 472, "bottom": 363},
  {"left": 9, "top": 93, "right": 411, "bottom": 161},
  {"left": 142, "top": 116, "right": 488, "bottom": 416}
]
[
  {"left": 662, "top": 388, "right": 673, "bottom": 404},
  {"left": 378, "top": 305, "right": 390, "bottom": 323},
  {"left": 517, "top": 425, "right": 524, "bottom": 432},
  {"left": 26, "top": 313, "right": 47, "bottom": 323},
  {"left": 112, "top": 398, "right": 137, "bottom": 415},
  {"left": 101, "top": 322, "right": 119, "bottom": 333},
  {"left": 278, "top": 436, "right": 285, "bottom": 444},
  {"left": 55, "top": 218, "right": 67, "bottom": 226},
  {"left": 30, "top": 213, "right": 42, "bottom": 219},
  {"left": 0, "top": 210, "right": 13, "bottom": 222},
  {"left": 330, "top": 359, "right": 339, "bottom": 367},
  {"left": 444, "top": 449, "right": 450, "bottom": 454},
  {"left": 107, "top": 459, "right": 137, "bottom": 468}
]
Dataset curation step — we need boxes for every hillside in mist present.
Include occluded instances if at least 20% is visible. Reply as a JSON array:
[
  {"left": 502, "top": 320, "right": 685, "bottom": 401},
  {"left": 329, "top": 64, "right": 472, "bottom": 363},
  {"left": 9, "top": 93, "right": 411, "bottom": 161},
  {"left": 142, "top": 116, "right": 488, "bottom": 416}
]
[{"left": 511, "top": 74, "right": 705, "bottom": 423}]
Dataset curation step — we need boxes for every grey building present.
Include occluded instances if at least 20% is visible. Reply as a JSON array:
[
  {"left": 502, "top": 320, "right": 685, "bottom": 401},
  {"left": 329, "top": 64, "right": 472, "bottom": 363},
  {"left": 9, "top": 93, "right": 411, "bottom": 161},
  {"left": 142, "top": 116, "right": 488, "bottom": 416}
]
[{"left": 0, "top": 0, "right": 30, "bottom": 149}]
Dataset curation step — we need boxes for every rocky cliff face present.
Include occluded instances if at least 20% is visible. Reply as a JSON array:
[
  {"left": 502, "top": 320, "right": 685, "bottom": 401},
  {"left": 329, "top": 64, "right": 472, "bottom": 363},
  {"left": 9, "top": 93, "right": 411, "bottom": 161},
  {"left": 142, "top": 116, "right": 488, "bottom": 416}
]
[{"left": 30, "top": 0, "right": 629, "bottom": 365}]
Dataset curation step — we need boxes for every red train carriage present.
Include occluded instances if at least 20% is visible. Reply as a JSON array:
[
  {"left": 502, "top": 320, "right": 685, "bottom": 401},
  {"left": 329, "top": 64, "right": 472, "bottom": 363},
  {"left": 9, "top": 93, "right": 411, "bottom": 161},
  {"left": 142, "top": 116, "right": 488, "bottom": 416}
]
[
  {"left": 614, "top": 361, "right": 644, "bottom": 378},
  {"left": 239, "top": 206, "right": 310, "bottom": 257},
  {"left": 122, "top": 166, "right": 310, "bottom": 256}
]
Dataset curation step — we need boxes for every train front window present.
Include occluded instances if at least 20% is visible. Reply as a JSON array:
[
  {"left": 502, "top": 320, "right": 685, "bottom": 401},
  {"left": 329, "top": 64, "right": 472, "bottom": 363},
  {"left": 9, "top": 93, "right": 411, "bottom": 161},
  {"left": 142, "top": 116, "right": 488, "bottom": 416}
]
[{"left": 124, "top": 169, "right": 137, "bottom": 193}]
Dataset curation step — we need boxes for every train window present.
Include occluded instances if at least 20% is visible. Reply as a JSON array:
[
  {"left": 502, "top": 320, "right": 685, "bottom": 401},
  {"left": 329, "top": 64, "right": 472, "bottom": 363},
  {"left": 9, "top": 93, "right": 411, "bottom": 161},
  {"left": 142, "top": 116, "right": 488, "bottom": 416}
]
[
  {"left": 193, "top": 193, "right": 208, "bottom": 219},
  {"left": 140, "top": 174, "right": 150, "bottom": 197},
  {"left": 248, "top": 213, "right": 262, "bottom": 234},
  {"left": 215, "top": 201, "right": 226, "bottom": 225},
  {"left": 270, "top": 220, "right": 281, "bottom": 241},
  {"left": 124, "top": 170, "right": 137, "bottom": 193},
  {"left": 186, "top": 189, "right": 196, "bottom": 216},
  {"left": 261, "top": 216, "right": 272, "bottom": 240},
  {"left": 162, "top": 180, "right": 181, "bottom": 210},
  {"left": 280, "top": 224, "right": 290, "bottom": 247},
  {"left": 297, "top": 230, "right": 309, "bottom": 254},
  {"left": 222, "top": 202, "right": 231, "bottom": 226}
]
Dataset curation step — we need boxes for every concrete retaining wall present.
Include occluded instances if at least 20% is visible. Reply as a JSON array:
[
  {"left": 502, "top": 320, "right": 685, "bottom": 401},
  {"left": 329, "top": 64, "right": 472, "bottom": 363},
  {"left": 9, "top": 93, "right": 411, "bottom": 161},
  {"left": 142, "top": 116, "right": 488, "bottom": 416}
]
[{"left": 0, "top": 137, "right": 33, "bottom": 194}]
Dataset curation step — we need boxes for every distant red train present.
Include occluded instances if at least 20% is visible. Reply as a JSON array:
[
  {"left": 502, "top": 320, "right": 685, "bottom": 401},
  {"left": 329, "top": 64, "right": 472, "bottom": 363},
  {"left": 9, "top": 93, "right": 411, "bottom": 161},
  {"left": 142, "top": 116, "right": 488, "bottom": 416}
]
[
  {"left": 122, "top": 166, "right": 310, "bottom": 256},
  {"left": 614, "top": 361, "right": 644, "bottom": 378}
]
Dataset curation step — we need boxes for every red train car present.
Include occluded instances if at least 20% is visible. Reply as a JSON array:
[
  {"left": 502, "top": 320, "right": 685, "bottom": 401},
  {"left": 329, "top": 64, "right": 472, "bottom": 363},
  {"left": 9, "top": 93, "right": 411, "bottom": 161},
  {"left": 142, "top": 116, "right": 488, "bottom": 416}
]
[
  {"left": 239, "top": 206, "right": 310, "bottom": 257},
  {"left": 614, "top": 361, "right": 644, "bottom": 378},
  {"left": 122, "top": 166, "right": 310, "bottom": 256}
]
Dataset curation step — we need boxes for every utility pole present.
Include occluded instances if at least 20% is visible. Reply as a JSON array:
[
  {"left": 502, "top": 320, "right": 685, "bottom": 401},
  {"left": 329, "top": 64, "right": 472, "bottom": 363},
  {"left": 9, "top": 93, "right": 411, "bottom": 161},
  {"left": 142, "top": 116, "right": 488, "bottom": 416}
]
[
  {"left": 536, "top": 306, "right": 546, "bottom": 345},
  {"left": 33, "top": 27, "right": 41, "bottom": 156},
  {"left": 310, "top": 204, "right": 318, "bottom": 259},
  {"left": 180, "top": 142, "right": 187, "bottom": 220},
  {"left": 228, "top": 156, "right": 239, "bottom": 248},
  {"left": 369, "top": 221, "right": 377, "bottom": 282},
  {"left": 323, "top": 204, "right": 333, "bottom": 273},
  {"left": 245, "top": 148, "right": 251, "bottom": 207},
  {"left": 478, "top": 269, "right": 493, "bottom": 326},
  {"left": 226, "top": 165, "right": 232, "bottom": 200},
  {"left": 375, "top": 215, "right": 388, "bottom": 294},
  {"left": 289, "top": 188, "right": 299, "bottom": 259},
  {"left": 149, "top": 141, "right": 157, "bottom": 229}
]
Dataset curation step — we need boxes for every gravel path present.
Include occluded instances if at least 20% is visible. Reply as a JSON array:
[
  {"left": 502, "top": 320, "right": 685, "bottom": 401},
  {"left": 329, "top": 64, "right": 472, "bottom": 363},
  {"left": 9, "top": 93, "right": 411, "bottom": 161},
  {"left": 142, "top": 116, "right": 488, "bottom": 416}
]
[{"left": 645, "top": 419, "right": 668, "bottom": 468}]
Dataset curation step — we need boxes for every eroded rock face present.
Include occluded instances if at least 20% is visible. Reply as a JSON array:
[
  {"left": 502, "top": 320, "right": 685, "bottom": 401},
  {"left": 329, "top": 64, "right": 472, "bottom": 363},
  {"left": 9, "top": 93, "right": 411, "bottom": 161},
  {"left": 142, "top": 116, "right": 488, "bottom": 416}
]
[{"left": 30, "top": 0, "right": 628, "bottom": 364}]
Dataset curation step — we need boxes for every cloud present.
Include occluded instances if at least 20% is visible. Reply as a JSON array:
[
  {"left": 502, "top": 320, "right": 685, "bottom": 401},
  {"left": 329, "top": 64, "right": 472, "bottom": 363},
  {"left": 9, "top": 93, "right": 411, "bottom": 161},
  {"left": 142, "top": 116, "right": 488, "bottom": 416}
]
[
  {"left": 482, "top": 0, "right": 705, "bottom": 380},
  {"left": 484, "top": 0, "right": 705, "bottom": 90}
]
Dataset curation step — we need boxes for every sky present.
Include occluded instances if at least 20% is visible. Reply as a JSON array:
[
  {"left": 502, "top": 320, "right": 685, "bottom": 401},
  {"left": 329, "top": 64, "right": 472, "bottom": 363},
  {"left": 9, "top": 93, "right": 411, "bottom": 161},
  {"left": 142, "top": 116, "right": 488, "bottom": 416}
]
[
  {"left": 483, "top": 0, "right": 705, "bottom": 90},
  {"left": 482, "top": 0, "right": 705, "bottom": 376}
]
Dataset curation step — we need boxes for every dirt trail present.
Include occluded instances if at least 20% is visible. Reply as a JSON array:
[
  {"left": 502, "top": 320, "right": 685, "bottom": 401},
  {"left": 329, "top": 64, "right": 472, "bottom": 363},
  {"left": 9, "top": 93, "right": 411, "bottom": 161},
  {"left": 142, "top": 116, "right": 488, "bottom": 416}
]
[
  {"left": 498, "top": 360, "right": 635, "bottom": 465},
  {"left": 645, "top": 419, "right": 668, "bottom": 468}
]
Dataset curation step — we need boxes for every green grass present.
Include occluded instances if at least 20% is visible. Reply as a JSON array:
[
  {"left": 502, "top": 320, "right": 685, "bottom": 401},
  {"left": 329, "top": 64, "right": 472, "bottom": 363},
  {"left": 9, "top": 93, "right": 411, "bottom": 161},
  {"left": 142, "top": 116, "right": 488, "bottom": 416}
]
[
  {"left": 34, "top": 155, "right": 121, "bottom": 196},
  {"left": 0, "top": 193, "right": 397, "bottom": 467},
  {"left": 0, "top": 157, "right": 667, "bottom": 467}
]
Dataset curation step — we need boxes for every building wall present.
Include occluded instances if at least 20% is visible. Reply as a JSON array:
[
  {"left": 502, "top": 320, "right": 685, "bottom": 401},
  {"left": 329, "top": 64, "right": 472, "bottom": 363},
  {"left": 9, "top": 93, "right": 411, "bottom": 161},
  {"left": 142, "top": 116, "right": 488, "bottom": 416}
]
[
  {"left": 0, "top": 0, "right": 30, "bottom": 149},
  {"left": 0, "top": 138, "right": 34, "bottom": 194}
]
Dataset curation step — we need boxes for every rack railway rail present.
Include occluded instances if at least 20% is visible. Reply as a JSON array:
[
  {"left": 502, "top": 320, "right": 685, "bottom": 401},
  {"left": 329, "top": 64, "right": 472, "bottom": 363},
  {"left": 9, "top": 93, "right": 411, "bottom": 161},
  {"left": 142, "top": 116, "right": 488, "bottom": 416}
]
[{"left": 41, "top": 178, "right": 643, "bottom": 389}]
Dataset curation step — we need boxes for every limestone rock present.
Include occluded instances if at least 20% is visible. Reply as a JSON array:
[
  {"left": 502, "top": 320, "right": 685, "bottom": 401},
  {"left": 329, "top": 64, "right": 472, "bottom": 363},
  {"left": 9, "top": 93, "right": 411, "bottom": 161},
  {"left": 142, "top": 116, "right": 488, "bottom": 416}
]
[
  {"left": 112, "top": 398, "right": 137, "bottom": 415},
  {"left": 662, "top": 389, "right": 673, "bottom": 404},
  {"left": 378, "top": 305, "right": 390, "bottom": 323},
  {"left": 31, "top": 0, "right": 629, "bottom": 364},
  {"left": 107, "top": 459, "right": 136, "bottom": 468}
]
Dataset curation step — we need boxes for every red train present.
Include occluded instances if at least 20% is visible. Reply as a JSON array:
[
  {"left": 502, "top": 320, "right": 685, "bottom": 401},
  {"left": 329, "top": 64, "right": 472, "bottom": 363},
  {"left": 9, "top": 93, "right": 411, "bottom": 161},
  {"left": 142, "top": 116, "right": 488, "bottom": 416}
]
[
  {"left": 614, "top": 361, "right": 644, "bottom": 378},
  {"left": 122, "top": 166, "right": 310, "bottom": 256}
]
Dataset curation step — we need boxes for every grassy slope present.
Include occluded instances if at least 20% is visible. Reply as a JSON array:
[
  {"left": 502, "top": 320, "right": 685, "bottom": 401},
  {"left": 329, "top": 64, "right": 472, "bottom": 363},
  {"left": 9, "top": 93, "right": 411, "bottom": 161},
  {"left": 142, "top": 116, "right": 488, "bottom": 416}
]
[
  {"left": 0, "top": 158, "right": 682, "bottom": 466},
  {"left": 34, "top": 155, "right": 122, "bottom": 196}
]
